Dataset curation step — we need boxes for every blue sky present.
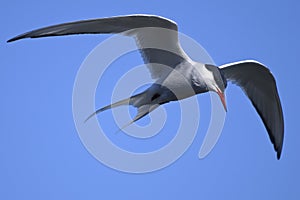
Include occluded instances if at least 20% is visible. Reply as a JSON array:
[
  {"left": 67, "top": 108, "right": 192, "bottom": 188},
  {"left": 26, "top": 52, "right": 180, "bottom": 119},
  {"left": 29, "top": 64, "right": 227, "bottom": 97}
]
[{"left": 1, "top": 0, "right": 299, "bottom": 199}]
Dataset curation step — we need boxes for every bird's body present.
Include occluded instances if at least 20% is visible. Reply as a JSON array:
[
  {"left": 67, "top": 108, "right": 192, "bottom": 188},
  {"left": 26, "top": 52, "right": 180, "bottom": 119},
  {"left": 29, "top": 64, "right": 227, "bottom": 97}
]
[{"left": 7, "top": 14, "right": 284, "bottom": 159}]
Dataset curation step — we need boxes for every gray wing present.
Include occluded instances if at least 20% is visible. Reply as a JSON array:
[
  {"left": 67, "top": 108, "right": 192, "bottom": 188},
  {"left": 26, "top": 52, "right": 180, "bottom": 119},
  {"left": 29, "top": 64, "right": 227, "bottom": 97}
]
[
  {"left": 7, "top": 14, "right": 189, "bottom": 80},
  {"left": 220, "top": 60, "right": 284, "bottom": 159}
]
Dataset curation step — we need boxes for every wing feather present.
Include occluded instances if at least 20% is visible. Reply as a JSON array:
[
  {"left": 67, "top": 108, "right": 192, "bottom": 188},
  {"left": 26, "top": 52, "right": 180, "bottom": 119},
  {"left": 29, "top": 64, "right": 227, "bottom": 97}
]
[
  {"left": 7, "top": 15, "right": 188, "bottom": 80},
  {"left": 220, "top": 60, "right": 284, "bottom": 159}
]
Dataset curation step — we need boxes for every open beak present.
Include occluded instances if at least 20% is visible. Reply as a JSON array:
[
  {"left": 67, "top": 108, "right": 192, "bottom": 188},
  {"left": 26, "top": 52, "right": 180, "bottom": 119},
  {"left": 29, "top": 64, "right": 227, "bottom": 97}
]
[{"left": 216, "top": 90, "right": 227, "bottom": 112}]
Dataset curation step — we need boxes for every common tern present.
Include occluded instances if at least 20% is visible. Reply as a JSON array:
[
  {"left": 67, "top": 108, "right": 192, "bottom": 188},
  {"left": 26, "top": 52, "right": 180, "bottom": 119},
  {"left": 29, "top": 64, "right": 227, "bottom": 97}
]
[{"left": 7, "top": 14, "right": 284, "bottom": 159}]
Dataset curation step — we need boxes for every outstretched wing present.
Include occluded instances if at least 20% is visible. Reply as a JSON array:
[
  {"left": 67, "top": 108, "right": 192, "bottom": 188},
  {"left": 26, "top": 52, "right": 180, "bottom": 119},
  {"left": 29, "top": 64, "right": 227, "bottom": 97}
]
[
  {"left": 7, "top": 15, "right": 189, "bottom": 80},
  {"left": 220, "top": 60, "right": 284, "bottom": 159}
]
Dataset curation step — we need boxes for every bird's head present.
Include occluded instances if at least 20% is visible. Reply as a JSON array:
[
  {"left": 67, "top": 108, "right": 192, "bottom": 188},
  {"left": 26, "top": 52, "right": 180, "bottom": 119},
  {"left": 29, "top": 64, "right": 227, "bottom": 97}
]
[{"left": 204, "top": 64, "right": 228, "bottom": 111}]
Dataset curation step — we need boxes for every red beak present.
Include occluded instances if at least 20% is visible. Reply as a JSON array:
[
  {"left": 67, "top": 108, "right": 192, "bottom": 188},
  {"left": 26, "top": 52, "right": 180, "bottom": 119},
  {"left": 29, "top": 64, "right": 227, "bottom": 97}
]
[{"left": 217, "top": 90, "right": 227, "bottom": 112}]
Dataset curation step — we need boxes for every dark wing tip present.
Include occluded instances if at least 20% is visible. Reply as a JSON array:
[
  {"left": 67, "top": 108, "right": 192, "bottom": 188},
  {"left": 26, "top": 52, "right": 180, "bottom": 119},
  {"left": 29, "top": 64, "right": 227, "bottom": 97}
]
[
  {"left": 276, "top": 142, "right": 283, "bottom": 160},
  {"left": 7, "top": 37, "right": 19, "bottom": 43},
  {"left": 7, "top": 32, "right": 32, "bottom": 43},
  {"left": 277, "top": 151, "right": 281, "bottom": 160}
]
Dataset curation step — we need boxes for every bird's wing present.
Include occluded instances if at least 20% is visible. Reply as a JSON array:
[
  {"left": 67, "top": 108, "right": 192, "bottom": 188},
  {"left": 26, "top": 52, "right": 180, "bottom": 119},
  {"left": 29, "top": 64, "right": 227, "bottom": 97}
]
[
  {"left": 7, "top": 15, "right": 189, "bottom": 80},
  {"left": 220, "top": 60, "right": 284, "bottom": 159}
]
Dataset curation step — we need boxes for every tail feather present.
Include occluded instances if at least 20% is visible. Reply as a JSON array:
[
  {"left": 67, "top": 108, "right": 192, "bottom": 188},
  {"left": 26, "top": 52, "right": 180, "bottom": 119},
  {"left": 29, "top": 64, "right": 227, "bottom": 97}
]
[
  {"left": 84, "top": 97, "right": 130, "bottom": 122},
  {"left": 84, "top": 92, "right": 145, "bottom": 123},
  {"left": 85, "top": 91, "right": 160, "bottom": 131},
  {"left": 115, "top": 104, "right": 160, "bottom": 132}
]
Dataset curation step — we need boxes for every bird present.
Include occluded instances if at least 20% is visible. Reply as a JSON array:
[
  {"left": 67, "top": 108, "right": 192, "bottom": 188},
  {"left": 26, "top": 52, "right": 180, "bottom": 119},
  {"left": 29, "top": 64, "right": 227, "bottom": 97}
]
[{"left": 7, "top": 14, "right": 284, "bottom": 159}]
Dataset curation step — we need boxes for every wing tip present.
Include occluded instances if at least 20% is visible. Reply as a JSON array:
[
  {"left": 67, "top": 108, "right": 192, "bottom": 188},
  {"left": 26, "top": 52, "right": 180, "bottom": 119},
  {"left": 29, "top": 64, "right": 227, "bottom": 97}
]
[
  {"left": 7, "top": 37, "right": 17, "bottom": 43},
  {"left": 277, "top": 152, "right": 281, "bottom": 160},
  {"left": 7, "top": 34, "right": 29, "bottom": 43},
  {"left": 268, "top": 128, "right": 283, "bottom": 160},
  {"left": 276, "top": 145, "right": 283, "bottom": 160}
]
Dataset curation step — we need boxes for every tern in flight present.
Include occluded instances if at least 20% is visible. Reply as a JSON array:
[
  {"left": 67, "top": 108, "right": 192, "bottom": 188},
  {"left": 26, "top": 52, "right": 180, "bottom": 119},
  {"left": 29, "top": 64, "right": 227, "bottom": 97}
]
[{"left": 7, "top": 14, "right": 284, "bottom": 159}]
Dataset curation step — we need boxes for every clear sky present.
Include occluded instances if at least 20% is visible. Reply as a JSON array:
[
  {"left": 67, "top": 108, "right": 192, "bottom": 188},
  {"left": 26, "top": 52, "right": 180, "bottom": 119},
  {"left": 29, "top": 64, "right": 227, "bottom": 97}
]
[{"left": 1, "top": 0, "right": 299, "bottom": 199}]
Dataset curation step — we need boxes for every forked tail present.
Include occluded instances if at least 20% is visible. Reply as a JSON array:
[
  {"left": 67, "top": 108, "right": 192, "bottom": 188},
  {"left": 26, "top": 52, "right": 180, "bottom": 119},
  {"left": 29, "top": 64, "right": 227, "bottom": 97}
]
[{"left": 84, "top": 91, "right": 159, "bottom": 130}]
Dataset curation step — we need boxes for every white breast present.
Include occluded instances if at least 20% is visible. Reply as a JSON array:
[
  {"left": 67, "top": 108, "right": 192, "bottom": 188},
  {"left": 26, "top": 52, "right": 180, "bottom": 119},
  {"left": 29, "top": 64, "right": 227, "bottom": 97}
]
[{"left": 155, "top": 61, "right": 202, "bottom": 99}]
